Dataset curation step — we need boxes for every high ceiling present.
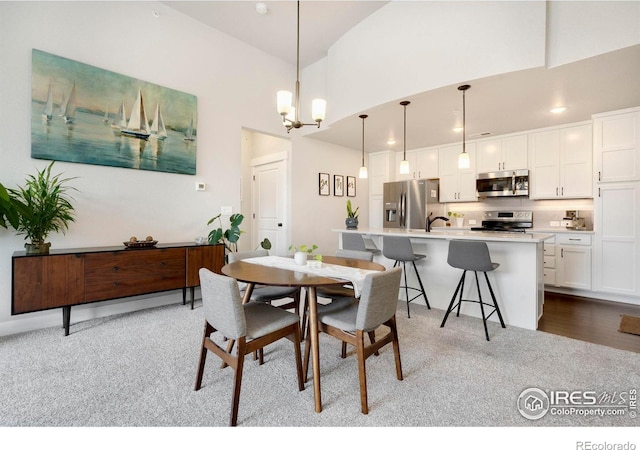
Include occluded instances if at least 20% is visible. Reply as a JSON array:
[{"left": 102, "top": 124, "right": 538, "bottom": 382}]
[{"left": 164, "top": 1, "right": 640, "bottom": 153}]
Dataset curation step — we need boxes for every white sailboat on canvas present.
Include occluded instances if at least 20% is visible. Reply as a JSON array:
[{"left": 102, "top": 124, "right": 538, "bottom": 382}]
[
  {"left": 121, "top": 88, "right": 150, "bottom": 140},
  {"left": 61, "top": 82, "right": 77, "bottom": 124},
  {"left": 110, "top": 100, "right": 127, "bottom": 134},
  {"left": 150, "top": 103, "right": 167, "bottom": 140},
  {"left": 41, "top": 82, "right": 54, "bottom": 123},
  {"left": 183, "top": 115, "right": 195, "bottom": 142}
]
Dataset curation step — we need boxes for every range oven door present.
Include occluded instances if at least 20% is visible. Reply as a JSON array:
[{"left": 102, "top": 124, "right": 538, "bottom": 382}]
[{"left": 476, "top": 169, "right": 529, "bottom": 198}]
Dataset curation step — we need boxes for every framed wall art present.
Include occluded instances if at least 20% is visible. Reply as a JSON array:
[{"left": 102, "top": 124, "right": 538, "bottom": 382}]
[
  {"left": 31, "top": 49, "right": 198, "bottom": 175},
  {"left": 347, "top": 176, "right": 356, "bottom": 197},
  {"left": 319, "top": 173, "right": 330, "bottom": 196},
  {"left": 334, "top": 175, "right": 344, "bottom": 196}
]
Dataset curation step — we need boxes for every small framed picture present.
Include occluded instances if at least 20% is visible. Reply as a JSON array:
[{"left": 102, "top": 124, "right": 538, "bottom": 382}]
[
  {"left": 334, "top": 175, "right": 344, "bottom": 196},
  {"left": 347, "top": 176, "right": 356, "bottom": 197},
  {"left": 319, "top": 173, "right": 330, "bottom": 196}
]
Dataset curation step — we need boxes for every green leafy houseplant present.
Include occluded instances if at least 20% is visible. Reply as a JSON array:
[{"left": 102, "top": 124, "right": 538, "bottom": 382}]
[
  {"left": 207, "top": 213, "right": 244, "bottom": 253},
  {"left": 288, "top": 244, "right": 322, "bottom": 261},
  {"left": 0, "top": 182, "right": 24, "bottom": 230},
  {"left": 9, "top": 162, "right": 77, "bottom": 255},
  {"left": 346, "top": 199, "right": 359, "bottom": 230}
]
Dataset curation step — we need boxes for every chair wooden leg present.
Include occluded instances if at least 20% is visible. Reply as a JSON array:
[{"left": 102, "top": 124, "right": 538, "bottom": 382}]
[
  {"left": 302, "top": 320, "right": 311, "bottom": 383},
  {"left": 341, "top": 342, "right": 348, "bottom": 358},
  {"left": 355, "top": 329, "right": 369, "bottom": 414},
  {"left": 388, "top": 316, "right": 403, "bottom": 381},
  {"left": 230, "top": 337, "right": 247, "bottom": 427},
  {"left": 194, "top": 321, "right": 212, "bottom": 391}
]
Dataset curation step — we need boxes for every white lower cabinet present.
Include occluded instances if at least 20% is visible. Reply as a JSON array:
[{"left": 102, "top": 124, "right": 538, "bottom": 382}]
[
  {"left": 543, "top": 236, "right": 556, "bottom": 286},
  {"left": 556, "top": 233, "right": 592, "bottom": 290}
]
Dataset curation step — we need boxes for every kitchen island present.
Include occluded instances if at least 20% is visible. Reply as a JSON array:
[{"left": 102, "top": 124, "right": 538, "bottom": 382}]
[{"left": 333, "top": 228, "right": 554, "bottom": 331}]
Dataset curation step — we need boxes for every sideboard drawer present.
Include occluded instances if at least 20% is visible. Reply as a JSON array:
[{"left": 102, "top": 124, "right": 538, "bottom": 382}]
[{"left": 84, "top": 248, "right": 186, "bottom": 301}]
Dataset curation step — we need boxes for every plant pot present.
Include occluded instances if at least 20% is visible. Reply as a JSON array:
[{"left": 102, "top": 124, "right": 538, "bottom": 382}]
[
  {"left": 345, "top": 217, "right": 359, "bottom": 229},
  {"left": 25, "top": 242, "right": 51, "bottom": 255},
  {"left": 294, "top": 251, "right": 308, "bottom": 265}
]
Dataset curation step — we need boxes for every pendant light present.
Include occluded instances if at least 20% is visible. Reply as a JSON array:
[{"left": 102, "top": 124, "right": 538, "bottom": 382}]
[
  {"left": 457, "top": 84, "right": 471, "bottom": 169},
  {"left": 358, "top": 114, "right": 368, "bottom": 179},
  {"left": 276, "top": 1, "right": 326, "bottom": 133},
  {"left": 399, "top": 100, "right": 410, "bottom": 175}
]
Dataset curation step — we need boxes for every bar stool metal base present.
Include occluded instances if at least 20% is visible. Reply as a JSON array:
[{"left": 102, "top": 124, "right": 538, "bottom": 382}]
[
  {"left": 440, "top": 269, "right": 506, "bottom": 341},
  {"left": 393, "top": 260, "right": 430, "bottom": 318}
]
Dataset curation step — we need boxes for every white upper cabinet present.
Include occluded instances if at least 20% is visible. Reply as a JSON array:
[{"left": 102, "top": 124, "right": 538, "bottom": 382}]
[
  {"left": 476, "top": 134, "right": 528, "bottom": 173},
  {"left": 593, "top": 107, "right": 640, "bottom": 183},
  {"left": 529, "top": 123, "right": 593, "bottom": 199},
  {"left": 439, "top": 143, "right": 477, "bottom": 202},
  {"left": 395, "top": 148, "right": 439, "bottom": 180}
]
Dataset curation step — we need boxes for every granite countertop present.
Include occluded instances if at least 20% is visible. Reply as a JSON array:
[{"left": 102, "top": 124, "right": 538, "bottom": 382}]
[{"left": 336, "top": 227, "right": 553, "bottom": 243}]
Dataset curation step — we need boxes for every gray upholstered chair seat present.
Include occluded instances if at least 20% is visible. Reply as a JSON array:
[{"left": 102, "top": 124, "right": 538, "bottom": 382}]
[
  {"left": 318, "top": 302, "right": 360, "bottom": 332},
  {"left": 250, "top": 285, "right": 299, "bottom": 302},
  {"left": 244, "top": 302, "right": 301, "bottom": 339}
]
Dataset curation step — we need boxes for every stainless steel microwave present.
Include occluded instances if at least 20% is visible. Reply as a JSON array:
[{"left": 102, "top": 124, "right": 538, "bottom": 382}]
[{"left": 476, "top": 169, "right": 529, "bottom": 198}]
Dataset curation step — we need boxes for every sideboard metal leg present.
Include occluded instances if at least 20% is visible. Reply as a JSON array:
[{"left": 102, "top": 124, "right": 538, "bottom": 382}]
[
  {"left": 190, "top": 287, "right": 195, "bottom": 310},
  {"left": 182, "top": 288, "right": 186, "bottom": 305},
  {"left": 62, "top": 306, "right": 71, "bottom": 336}
]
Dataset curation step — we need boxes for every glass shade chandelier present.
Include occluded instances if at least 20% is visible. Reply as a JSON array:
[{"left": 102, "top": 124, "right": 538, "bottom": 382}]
[
  {"left": 276, "top": 1, "right": 326, "bottom": 133},
  {"left": 399, "top": 101, "right": 410, "bottom": 175},
  {"left": 359, "top": 114, "right": 368, "bottom": 179},
  {"left": 457, "top": 84, "right": 471, "bottom": 169}
]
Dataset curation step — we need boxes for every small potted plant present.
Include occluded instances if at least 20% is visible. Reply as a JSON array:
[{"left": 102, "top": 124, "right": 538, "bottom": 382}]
[
  {"left": 447, "top": 211, "right": 465, "bottom": 228},
  {"left": 289, "top": 244, "right": 321, "bottom": 265},
  {"left": 346, "top": 199, "right": 359, "bottom": 230},
  {"left": 8, "top": 162, "right": 77, "bottom": 255}
]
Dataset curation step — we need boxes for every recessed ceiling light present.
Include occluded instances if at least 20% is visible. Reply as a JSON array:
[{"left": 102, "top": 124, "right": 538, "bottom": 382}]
[
  {"left": 452, "top": 127, "right": 463, "bottom": 133},
  {"left": 550, "top": 106, "right": 567, "bottom": 114},
  {"left": 256, "top": 3, "right": 268, "bottom": 15},
  {"left": 387, "top": 139, "right": 396, "bottom": 146},
  {"left": 152, "top": 10, "right": 160, "bottom": 18}
]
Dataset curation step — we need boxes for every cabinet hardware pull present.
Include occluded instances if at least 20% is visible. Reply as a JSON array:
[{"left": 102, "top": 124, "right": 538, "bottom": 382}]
[
  {"left": 561, "top": 248, "right": 564, "bottom": 257},
  {"left": 598, "top": 171, "right": 601, "bottom": 181},
  {"left": 569, "top": 238, "right": 580, "bottom": 241},
  {"left": 561, "top": 187, "right": 564, "bottom": 196},
  {"left": 556, "top": 187, "right": 558, "bottom": 196},
  {"left": 598, "top": 187, "right": 601, "bottom": 197},
  {"left": 113, "top": 266, "right": 118, "bottom": 271},
  {"left": 113, "top": 282, "right": 119, "bottom": 286}
]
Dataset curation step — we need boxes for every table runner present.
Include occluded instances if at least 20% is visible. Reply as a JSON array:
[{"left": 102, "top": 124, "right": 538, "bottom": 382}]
[{"left": 241, "top": 255, "right": 379, "bottom": 297}]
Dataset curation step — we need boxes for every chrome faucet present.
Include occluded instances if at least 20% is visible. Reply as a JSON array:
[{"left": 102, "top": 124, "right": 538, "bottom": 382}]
[{"left": 426, "top": 212, "right": 449, "bottom": 232}]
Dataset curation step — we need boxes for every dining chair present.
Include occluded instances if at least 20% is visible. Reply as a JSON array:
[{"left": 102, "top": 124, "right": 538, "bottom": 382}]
[
  {"left": 228, "top": 249, "right": 302, "bottom": 315},
  {"left": 308, "top": 267, "right": 403, "bottom": 414},
  {"left": 194, "top": 268, "right": 304, "bottom": 427}
]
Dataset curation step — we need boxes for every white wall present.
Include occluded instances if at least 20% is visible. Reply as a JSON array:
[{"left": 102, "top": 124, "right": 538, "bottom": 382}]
[
  {"left": 290, "top": 137, "right": 367, "bottom": 257},
  {"left": 325, "top": 1, "right": 547, "bottom": 123},
  {"left": 0, "top": 1, "right": 293, "bottom": 336}
]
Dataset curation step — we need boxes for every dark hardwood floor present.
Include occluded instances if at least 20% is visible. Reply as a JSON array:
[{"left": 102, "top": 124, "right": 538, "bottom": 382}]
[{"left": 538, "top": 292, "right": 640, "bottom": 353}]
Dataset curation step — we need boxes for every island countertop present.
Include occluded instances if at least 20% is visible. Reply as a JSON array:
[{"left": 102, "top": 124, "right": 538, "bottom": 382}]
[{"left": 334, "top": 227, "right": 554, "bottom": 243}]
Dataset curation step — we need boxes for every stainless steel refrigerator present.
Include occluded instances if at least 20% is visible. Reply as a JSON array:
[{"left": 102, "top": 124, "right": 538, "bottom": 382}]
[{"left": 383, "top": 179, "right": 443, "bottom": 229}]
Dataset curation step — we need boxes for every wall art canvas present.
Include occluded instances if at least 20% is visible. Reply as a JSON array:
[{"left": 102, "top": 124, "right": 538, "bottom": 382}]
[
  {"left": 334, "top": 175, "right": 344, "bottom": 196},
  {"left": 347, "top": 176, "right": 356, "bottom": 197},
  {"left": 31, "top": 49, "right": 197, "bottom": 175},
  {"left": 319, "top": 173, "right": 330, "bottom": 196}
]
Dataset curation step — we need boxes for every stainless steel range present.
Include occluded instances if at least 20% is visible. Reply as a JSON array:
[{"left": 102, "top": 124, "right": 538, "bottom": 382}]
[{"left": 471, "top": 210, "right": 533, "bottom": 233}]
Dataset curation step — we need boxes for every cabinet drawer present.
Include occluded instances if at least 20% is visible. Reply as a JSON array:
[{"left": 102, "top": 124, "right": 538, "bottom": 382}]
[
  {"left": 84, "top": 248, "right": 186, "bottom": 301},
  {"left": 543, "top": 255, "right": 556, "bottom": 269},
  {"left": 544, "top": 268, "right": 556, "bottom": 286},
  {"left": 557, "top": 234, "right": 592, "bottom": 246},
  {"left": 543, "top": 244, "right": 556, "bottom": 256}
]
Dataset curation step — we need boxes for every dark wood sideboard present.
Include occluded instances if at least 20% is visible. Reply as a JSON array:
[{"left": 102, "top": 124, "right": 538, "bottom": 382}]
[{"left": 11, "top": 242, "right": 224, "bottom": 335}]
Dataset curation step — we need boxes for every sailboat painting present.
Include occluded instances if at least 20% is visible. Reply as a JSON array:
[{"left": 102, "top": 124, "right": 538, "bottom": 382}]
[{"left": 31, "top": 49, "right": 197, "bottom": 175}]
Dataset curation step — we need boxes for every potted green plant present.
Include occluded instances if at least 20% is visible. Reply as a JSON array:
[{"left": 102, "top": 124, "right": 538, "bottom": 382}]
[
  {"left": 207, "top": 213, "right": 244, "bottom": 254},
  {"left": 8, "top": 162, "right": 77, "bottom": 255},
  {"left": 447, "top": 211, "right": 465, "bottom": 228},
  {"left": 288, "top": 244, "right": 321, "bottom": 265},
  {"left": 346, "top": 199, "right": 359, "bottom": 230},
  {"left": 0, "top": 181, "right": 24, "bottom": 230}
]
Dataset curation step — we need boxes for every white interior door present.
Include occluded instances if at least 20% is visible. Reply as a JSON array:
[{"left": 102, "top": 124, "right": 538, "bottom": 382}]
[{"left": 252, "top": 158, "right": 287, "bottom": 255}]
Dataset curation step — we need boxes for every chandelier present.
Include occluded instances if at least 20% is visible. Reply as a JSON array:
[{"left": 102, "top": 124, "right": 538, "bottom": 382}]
[{"left": 276, "top": 1, "right": 326, "bottom": 132}]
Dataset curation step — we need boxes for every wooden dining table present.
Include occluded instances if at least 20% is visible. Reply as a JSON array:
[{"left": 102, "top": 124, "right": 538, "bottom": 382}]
[{"left": 221, "top": 255, "right": 385, "bottom": 413}]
